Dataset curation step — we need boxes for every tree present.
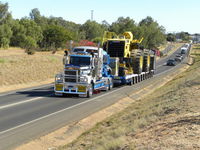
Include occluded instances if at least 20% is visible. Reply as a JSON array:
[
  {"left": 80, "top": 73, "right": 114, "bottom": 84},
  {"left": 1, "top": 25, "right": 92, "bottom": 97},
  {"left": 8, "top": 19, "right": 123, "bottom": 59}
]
[
  {"left": 30, "top": 8, "right": 41, "bottom": 22},
  {"left": 19, "top": 18, "right": 43, "bottom": 43},
  {"left": 10, "top": 20, "right": 25, "bottom": 46},
  {"left": 42, "top": 25, "right": 72, "bottom": 50},
  {"left": 139, "top": 16, "right": 154, "bottom": 26},
  {"left": 0, "top": 2, "right": 13, "bottom": 48},
  {"left": 0, "top": 2, "right": 9, "bottom": 23},
  {"left": 167, "top": 33, "right": 176, "bottom": 42},
  {"left": 0, "top": 24, "right": 12, "bottom": 48},
  {"left": 138, "top": 16, "right": 166, "bottom": 49},
  {"left": 176, "top": 32, "right": 190, "bottom": 41},
  {"left": 102, "top": 20, "right": 110, "bottom": 30},
  {"left": 29, "top": 8, "right": 48, "bottom": 28},
  {"left": 80, "top": 20, "right": 105, "bottom": 40},
  {"left": 47, "top": 16, "right": 81, "bottom": 40},
  {"left": 22, "top": 36, "right": 37, "bottom": 55},
  {"left": 110, "top": 17, "right": 136, "bottom": 34}
]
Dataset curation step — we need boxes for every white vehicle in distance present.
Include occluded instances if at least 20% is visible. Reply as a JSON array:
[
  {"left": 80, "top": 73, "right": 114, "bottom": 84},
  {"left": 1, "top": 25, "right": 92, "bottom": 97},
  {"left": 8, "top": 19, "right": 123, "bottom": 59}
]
[{"left": 181, "top": 47, "right": 187, "bottom": 54}]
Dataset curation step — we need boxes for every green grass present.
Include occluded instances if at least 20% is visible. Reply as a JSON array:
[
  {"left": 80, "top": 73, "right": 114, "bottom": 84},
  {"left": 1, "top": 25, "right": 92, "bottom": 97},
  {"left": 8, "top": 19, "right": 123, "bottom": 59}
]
[
  {"left": 47, "top": 55, "right": 60, "bottom": 62},
  {"left": 193, "top": 47, "right": 200, "bottom": 49},
  {"left": 0, "top": 58, "right": 6, "bottom": 63},
  {"left": 0, "top": 58, "right": 18, "bottom": 64}
]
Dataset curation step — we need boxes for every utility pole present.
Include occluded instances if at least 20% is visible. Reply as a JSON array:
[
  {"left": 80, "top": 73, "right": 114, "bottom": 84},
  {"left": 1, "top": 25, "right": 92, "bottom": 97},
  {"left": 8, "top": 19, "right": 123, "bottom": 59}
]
[{"left": 91, "top": 10, "right": 94, "bottom": 21}]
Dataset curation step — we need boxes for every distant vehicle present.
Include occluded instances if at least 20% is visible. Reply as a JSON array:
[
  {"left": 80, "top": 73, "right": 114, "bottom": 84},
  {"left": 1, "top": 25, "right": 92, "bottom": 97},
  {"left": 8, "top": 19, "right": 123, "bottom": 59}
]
[
  {"left": 175, "top": 54, "right": 183, "bottom": 62},
  {"left": 184, "top": 43, "right": 190, "bottom": 49},
  {"left": 167, "top": 59, "right": 177, "bottom": 66},
  {"left": 181, "top": 47, "right": 187, "bottom": 54}
]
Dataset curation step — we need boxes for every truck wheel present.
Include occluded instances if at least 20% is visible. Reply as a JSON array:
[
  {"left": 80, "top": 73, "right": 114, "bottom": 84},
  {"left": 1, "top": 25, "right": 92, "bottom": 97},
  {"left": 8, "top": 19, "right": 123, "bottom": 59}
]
[
  {"left": 128, "top": 78, "right": 133, "bottom": 86},
  {"left": 87, "top": 85, "right": 93, "bottom": 98},
  {"left": 105, "top": 80, "right": 109, "bottom": 91},
  {"left": 108, "top": 80, "right": 113, "bottom": 90}
]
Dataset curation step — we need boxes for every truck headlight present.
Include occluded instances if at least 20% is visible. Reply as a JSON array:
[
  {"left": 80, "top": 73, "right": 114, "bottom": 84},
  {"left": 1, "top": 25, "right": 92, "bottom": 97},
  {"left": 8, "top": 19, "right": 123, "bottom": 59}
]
[
  {"left": 55, "top": 74, "right": 63, "bottom": 83},
  {"left": 80, "top": 77, "right": 87, "bottom": 82}
]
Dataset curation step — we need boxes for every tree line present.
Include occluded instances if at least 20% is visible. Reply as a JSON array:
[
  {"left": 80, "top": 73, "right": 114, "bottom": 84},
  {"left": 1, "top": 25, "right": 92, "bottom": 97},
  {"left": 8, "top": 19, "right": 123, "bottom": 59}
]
[{"left": 0, "top": 1, "right": 171, "bottom": 54}]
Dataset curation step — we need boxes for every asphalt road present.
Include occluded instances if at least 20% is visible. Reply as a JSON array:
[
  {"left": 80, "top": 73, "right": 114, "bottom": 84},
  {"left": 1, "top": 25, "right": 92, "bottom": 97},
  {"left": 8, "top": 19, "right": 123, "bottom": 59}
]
[{"left": 0, "top": 45, "right": 188, "bottom": 150}]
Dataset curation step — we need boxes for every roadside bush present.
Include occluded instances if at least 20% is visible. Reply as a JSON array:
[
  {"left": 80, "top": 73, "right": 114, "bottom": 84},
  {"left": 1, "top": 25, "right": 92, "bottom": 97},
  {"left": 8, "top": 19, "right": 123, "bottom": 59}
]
[
  {"left": 160, "top": 51, "right": 164, "bottom": 57},
  {"left": 0, "top": 37, "right": 10, "bottom": 49},
  {"left": 25, "top": 49, "right": 35, "bottom": 55}
]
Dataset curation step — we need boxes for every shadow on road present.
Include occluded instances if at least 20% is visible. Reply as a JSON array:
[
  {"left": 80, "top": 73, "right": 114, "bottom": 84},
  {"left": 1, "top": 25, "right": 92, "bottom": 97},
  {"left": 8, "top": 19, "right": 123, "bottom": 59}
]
[{"left": 16, "top": 86, "right": 54, "bottom": 98}]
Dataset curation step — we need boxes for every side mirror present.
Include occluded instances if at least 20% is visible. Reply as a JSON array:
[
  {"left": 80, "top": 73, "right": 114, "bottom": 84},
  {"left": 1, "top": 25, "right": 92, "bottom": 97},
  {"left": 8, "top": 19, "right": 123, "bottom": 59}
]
[{"left": 64, "top": 50, "right": 68, "bottom": 56}]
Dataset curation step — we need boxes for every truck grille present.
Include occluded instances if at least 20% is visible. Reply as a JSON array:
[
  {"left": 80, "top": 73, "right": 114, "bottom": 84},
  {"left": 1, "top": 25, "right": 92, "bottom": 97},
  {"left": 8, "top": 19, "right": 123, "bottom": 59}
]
[
  {"left": 64, "top": 69, "right": 79, "bottom": 83},
  {"left": 65, "top": 70, "right": 77, "bottom": 75},
  {"left": 65, "top": 78, "right": 76, "bottom": 82},
  {"left": 108, "top": 41, "right": 125, "bottom": 57}
]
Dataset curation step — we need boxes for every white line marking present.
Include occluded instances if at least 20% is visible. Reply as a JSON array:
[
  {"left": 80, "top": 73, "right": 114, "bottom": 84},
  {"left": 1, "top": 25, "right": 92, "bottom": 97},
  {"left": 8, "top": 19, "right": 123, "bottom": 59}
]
[
  {"left": 0, "top": 97, "right": 45, "bottom": 110},
  {"left": 0, "top": 86, "right": 127, "bottom": 135}
]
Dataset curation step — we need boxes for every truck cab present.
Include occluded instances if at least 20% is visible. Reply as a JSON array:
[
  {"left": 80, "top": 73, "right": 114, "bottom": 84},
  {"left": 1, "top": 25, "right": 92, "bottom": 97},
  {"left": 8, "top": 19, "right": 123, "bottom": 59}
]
[{"left": 54, "top": 46, "right": 113, "bottom": 98}]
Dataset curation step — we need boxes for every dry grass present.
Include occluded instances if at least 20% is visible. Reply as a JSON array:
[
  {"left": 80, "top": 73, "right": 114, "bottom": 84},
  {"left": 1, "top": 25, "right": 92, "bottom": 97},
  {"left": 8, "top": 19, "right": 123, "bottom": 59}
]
[
  {"left": 61, "top": 47, "right": 200, "bottom": 150},
  {"left": 191, "top": 44, "right": 200, "bottom": 56},
  {"left": 0, "top": 48, "right": 63, "bottom": 92},
  {"left": 159, "top": 42, "right": 182, "bottom": 52}
]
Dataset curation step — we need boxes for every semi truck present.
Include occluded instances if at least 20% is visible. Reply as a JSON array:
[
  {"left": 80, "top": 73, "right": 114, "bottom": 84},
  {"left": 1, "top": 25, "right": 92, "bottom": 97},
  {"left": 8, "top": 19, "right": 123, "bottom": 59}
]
[
  {"left": 54, "top": 31, "right": 156, "bottom": 97},
  {"left": 54, "top": 46, "right": 113, "bottom": 98}
]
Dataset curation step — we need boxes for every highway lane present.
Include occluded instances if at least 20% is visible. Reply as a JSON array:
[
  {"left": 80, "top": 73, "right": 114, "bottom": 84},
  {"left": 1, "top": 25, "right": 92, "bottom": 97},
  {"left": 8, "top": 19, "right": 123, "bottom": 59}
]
[{"left": 0, "top": 44, "right": 187, "bottom": 150}]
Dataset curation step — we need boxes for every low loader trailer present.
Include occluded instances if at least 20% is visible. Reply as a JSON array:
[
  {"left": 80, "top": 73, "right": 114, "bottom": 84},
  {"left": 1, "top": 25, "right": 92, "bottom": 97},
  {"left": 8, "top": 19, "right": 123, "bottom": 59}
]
[{"left": 103, "top": 31, "right": 156, "bottom": 86}]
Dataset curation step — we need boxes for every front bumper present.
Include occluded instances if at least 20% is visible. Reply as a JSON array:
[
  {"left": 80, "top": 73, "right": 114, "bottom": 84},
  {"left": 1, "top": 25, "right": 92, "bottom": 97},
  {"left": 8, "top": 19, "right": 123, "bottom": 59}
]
[{"left": 54, "top": 83, "right": 88, "bottom": 95}]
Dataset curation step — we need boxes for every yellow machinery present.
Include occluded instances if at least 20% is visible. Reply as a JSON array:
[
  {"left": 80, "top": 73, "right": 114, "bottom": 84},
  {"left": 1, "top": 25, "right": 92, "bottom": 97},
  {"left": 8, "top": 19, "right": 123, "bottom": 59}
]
[{"left": 103, "top": 31, "right": 151, "bottom": 75}]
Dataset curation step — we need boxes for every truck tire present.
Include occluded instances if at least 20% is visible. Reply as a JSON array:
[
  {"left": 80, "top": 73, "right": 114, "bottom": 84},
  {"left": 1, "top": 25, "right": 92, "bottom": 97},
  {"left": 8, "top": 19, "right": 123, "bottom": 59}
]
[
  {"left": 87, "top": 85, "right": 93, "bottom": 98},
  {"left": 105, "top": 83, "right": 109, "bottom": 91},
  {"left": 108, "top": 79, "right": 113, "bottom": 90},
  {"left": 131, "top": 49, "right": 143, "bottom": 74},
  {"left": 128, "top": 78, "right": 133, "bottom": 86},
  {"left": 143, "top": 49, "right": 150, "bottom": 72}
]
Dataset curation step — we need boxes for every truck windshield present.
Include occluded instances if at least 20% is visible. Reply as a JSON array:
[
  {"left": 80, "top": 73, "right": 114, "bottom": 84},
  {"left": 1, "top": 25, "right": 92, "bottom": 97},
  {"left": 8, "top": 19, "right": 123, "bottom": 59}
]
[
  {"left": 70, "top": 56, "right": 91, "bottom": 66},
  {"left": 86, "top": 49, "right": 98, "bottom": 54},
  {"left": 73, "top": 48, "right": 84, "bottom": 52}
]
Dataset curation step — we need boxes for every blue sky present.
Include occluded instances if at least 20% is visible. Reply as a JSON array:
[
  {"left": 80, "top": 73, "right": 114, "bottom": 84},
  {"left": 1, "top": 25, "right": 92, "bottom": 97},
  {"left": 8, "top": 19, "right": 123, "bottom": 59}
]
[{"left": 3, "top": 0, "right": 200, "bottom": 34}]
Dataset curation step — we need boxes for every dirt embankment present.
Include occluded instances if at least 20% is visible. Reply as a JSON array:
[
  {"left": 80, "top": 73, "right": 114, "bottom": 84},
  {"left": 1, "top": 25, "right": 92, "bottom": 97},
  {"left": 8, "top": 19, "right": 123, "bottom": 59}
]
[
  {"left": 0, "top": 48, "right": 63, "bottom": 93},
  {"left": 59, "top": 45, "right": 200, "bottom": 150}
]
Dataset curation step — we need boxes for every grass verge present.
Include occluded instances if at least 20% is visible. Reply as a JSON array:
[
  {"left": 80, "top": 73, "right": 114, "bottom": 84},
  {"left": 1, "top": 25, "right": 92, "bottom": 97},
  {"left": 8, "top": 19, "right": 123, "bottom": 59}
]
[{"left": 0, "top": 48, "right": 63, "bottom": 93}]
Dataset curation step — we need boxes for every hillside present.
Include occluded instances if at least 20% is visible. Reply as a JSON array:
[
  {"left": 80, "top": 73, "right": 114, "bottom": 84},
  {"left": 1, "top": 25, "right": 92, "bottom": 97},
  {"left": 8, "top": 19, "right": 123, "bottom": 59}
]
[
  {"left": 0, "top": 48, "right": 63, "bottom": 93},
  {"left": 62, "top": 45, "right": 200, "bottom": 150}
]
